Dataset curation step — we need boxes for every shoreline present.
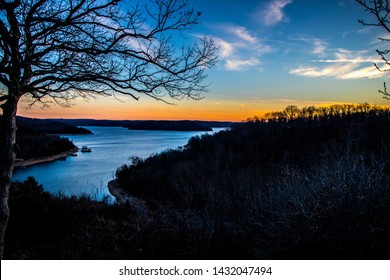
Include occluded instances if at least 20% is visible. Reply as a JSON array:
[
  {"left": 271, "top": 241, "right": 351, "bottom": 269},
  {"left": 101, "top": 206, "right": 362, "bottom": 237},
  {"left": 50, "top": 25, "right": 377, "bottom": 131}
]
[
  {"left": 107, "top": 179, "right": 126, "bottom": 203},
  {"left": 108, "top": 179, "right": 148, "bottom": 213},
  {"left": 15, "top": 147, "right": 79, "bottom": 169}
]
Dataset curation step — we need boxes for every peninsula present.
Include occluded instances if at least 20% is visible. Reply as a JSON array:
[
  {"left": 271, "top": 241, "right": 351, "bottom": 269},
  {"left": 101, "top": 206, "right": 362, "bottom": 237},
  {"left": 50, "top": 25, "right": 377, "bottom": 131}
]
[
  {"left": 1, "top": 116, "right": 91, "bottom": 168},
  {"left": 52, "top": 118, "right": 236, "bottom": 131}
]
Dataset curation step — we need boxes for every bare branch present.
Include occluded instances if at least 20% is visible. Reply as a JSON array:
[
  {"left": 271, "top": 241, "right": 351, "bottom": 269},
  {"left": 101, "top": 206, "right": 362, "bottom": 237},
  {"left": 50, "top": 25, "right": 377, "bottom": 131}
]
[
  {"left": 0, "top": 0, "right": 217, "bottom": 107},
  {"left": 356, "top": 0, "right": 390, "bottom": 99},
  {"left": 379, "top": 82, "right": 390, "bottom": 99}
]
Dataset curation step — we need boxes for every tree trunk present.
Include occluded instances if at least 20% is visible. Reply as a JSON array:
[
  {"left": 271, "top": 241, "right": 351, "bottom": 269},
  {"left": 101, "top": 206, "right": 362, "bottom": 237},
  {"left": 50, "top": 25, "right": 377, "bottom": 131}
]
[{"left": 0, "top": 94, "right": 19, "bottom": 259}]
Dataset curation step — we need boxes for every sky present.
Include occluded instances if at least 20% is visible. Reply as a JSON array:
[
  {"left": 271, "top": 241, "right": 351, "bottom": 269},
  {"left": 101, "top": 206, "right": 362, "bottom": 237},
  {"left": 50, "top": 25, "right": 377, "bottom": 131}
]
[{"left": 18, "top": 0, "right": 390, "bottom": 121}]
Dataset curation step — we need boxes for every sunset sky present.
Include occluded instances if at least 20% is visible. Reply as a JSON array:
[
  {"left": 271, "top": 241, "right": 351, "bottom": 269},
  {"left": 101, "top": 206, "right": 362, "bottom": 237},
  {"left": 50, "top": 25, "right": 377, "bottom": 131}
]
[{"left": 18, "top": 0, "right": 390, "bottom": 121}]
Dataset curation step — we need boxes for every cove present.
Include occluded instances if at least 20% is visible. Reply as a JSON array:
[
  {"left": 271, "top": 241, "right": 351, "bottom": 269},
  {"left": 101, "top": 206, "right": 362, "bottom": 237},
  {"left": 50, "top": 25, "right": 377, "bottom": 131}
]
[{"left": 12, "top": 126, "right": 219, "bottom": 201}]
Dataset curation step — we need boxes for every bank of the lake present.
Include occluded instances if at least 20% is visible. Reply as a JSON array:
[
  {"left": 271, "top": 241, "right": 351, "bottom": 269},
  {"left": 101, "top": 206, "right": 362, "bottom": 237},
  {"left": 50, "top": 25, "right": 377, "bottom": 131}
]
[
  {"left": 108, "top": 179, "right": 148, "bottom": 213},
  {"left": 15, "top": 147, "right": 79, "bottom": 169},
  {"left": 12, "top": 126, "right": 222, "bottom": 200},
  {"left": 6, "top": 106, "right": 390, "bottom": 259}
]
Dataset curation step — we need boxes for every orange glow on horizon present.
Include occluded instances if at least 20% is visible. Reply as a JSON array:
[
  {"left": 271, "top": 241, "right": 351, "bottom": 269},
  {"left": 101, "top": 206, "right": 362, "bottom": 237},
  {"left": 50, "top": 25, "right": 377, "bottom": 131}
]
[
  {"left": 15, "top": 94, "right": 390, "bottom": 122},
  {"left": 17, "top": 97, "right": 254, "bottom": 122}
]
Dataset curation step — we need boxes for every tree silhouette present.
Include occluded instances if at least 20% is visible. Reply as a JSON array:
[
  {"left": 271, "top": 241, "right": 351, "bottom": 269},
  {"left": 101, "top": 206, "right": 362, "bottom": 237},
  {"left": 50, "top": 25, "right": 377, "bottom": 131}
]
[
  {"left": 0, "top": 0, "right": 217, "bottom": 258},
  {"left": 356, "top": 0, "right": 390, "bottom": 99}
]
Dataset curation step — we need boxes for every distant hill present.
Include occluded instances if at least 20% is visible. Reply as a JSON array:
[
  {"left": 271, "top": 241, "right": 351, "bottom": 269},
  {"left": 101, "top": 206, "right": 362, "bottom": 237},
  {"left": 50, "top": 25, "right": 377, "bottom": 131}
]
[
  {"left": 124, "top": 120, "right": 212, "bottom": 131},
  {"left": 114, "top": 104, "right": 390, "bottom": 259},
  {"left": 4, "top": 104, "right": 390, "bottom": 259},
  {"left": 16, "top": 116, "right": 92, "bottom": 134},
  {"left": 50, "top": 119, "right": 131, "bottom": 127},
  {"left": 52, "top": 118, "right": 236, "bottom": 131},
  {"left": 0, "top": 117, "right": 79, "bottom": 161},
  {"left": 1, "top": 116, "right": 91, "bottom": 161}
]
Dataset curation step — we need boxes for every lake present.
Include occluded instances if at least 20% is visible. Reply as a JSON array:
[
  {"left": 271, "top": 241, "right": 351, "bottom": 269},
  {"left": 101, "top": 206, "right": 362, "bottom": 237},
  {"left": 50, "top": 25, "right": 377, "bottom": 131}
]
[{"left": 12, "top": 126, "right": 221, "bottom": 201}]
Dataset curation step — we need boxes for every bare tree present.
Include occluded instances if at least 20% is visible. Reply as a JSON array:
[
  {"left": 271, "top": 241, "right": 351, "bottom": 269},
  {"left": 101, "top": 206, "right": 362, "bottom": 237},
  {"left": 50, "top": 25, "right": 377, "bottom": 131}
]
[
  {"left": 283, "top": 105, "right": 300, "bottom": 121},
  {"left": 356, "top": 0, "right": 390, "bottom": 99},
  {"left": 0, "top": 0, "right": 217, "bottom": 258}
]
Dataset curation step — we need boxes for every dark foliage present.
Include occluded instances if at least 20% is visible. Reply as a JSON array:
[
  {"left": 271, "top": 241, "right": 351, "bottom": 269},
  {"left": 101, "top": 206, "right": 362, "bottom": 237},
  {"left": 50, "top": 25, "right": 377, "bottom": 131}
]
[
  {"left": 6, "top": 177, "right": 135, "bottom": 259},
  {"left": 116, "top": 104, "right": 390, "bottom": 259},
  {"left": 0, "top": 116, "right": 78, "bottom": 160},
  {"left": 51, "top": 119, "right": 133, "bottom": 127},
  {"left": 16, "top": 116, "right": 92, "bottom": 135},
  {"left": 5, "top": 104, "right": 390, "bottom": 259},
  {"left": 6, "top": 177, "right": 242, "bottom": 259},
  {"left": 52, "top": 119, "right": 236, "bottom": 129},
  {"left": 15, "top": 131, "right": 75, "bottom": 160}
]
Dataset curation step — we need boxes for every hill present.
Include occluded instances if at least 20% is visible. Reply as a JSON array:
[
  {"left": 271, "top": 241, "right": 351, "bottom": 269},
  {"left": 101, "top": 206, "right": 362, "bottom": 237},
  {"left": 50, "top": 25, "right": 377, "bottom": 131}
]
[
  {"left": 5, "top": 104, "right": 390, "bottom": 259},
  {"left": 16, "top": 116, "right": 92, "bottom": 134},
  {"left": 51, "top": 118, "right": 235, "bottom": 130},
  {"left": 1, "top": 116, "right": 83, "bottom": 162},
  {"left": 114, "top": 104, "right": 390, "bottom": 259}
]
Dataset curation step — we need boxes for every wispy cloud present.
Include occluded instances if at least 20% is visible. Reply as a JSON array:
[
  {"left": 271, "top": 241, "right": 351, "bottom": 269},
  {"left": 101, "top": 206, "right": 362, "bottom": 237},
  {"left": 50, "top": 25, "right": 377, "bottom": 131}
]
[
  {"left": 226, "top": 26, "right": 258, "bottom": 44},
  {"left": 315, "top": 48, "right": 382, "bottom": 63},
  {"left": 211, "top": 24, "right": 274, "bottom": 71},
  {"left": 214, "top": 38, "right": 234, "bottom": 58},
  {"left": 225, "top": 58, "right": 261, "bottom": 71},
  {"left": 260, "top": 0, "right": 293, "bottom": 26},
  {"left": 289, "top": 48, "right": 387, "bottom": 79},
  {"left": 312, "top": 39, "right": 328, "bottom": 56},
  {"left": 250, "top": 97, "right": 351, "bottom": 108},
  {"left": 290, "top": 36, "right": 329, "bottom": 56}
]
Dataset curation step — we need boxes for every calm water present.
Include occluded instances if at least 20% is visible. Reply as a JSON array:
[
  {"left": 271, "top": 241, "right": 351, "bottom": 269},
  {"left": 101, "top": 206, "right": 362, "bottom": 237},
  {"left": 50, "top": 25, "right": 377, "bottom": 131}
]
[{"left": 12, "top": 126, "right": 220, "bottom": 200}]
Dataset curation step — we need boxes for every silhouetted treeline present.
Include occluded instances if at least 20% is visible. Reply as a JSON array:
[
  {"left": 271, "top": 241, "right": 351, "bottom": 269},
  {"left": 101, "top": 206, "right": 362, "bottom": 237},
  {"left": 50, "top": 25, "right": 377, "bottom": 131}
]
[
  {"left": 115, "top": 104, "right": 390, "bottom": 259},
  {"left": 6, "top": 178, "right": 140, "bottom": 259},
  {"left": 16, "top": 116, "right": 92, "bottom": 134},
  {"left": 250, "top": 102, "right": 389, "bottom": 122},
  {"left": 53, "top": 118, "right": 235, "bottom": 130},
  {"left": 0, "top": 116, "right": 78, "bottom": 160},
  {"left": 15, "top": 130, "right": 75, "bottom": 160},
  {"left": 5, "top": 104, "right": 390, "bottom": 259}
]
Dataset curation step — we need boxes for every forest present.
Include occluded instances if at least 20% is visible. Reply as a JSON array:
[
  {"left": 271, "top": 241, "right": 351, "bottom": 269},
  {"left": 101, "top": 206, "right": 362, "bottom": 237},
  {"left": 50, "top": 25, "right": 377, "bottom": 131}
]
[
  {"left": 0, "top": 116, "right": 87, "bottom": 161},
  {"left": 53, "top": 119, "right": 235, "bottom": 130},
  {"left": 5, "top": 103, "right": 390, "bottom": 259},
  {"left": 15, "top": 116, "right": 92, "bottom": 135}
]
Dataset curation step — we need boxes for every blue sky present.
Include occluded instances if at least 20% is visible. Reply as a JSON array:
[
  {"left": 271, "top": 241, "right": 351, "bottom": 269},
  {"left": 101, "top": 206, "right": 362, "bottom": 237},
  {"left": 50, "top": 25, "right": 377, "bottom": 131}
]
[
  {"left": 194, "top": 0, "right": 383, "bottom": 73},
  {"left": 20, "top": 0, "right": 390, "bottom": 121}
]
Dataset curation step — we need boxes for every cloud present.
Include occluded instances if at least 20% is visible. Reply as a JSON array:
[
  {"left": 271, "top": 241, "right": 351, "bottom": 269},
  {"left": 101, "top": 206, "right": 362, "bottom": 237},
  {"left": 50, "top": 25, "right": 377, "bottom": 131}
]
[
  {"left": 312, "top": 39, "right": 328, "bottom": 56},
  {"left": 290, "top": 36, "right": 328, "bottom": 56},
  {"left": 261, "top": 0, "right": 293, "bottom": 26},
  {"left": 211, "top": 24, "right": 274, "bottom": 71},
  {"left": 289, "top": 64, "right": 385, "bottom": 80},
  {"left": 213, "top": 38, "right": 234, "bottom": 58},
  {"left": 226, "top": 26, "right": 258, "bottom": 43},
  {"left": 286, "top": 37, "right": 388, "bottom": 79},
  {"left": 289, "top": 48, "right": 388, "bottom": 79},
  {"left": 250, "top": 97, "right": 350, "bottom": 107},
  {"left": 340, "top": 66, "right": 387, "bottom": 79},
  {"left": 225, "top": 58, "right": 261, "bottom": 71},
  {"left": 290, "top": 65, "right": 353, "bottom": 79}
]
